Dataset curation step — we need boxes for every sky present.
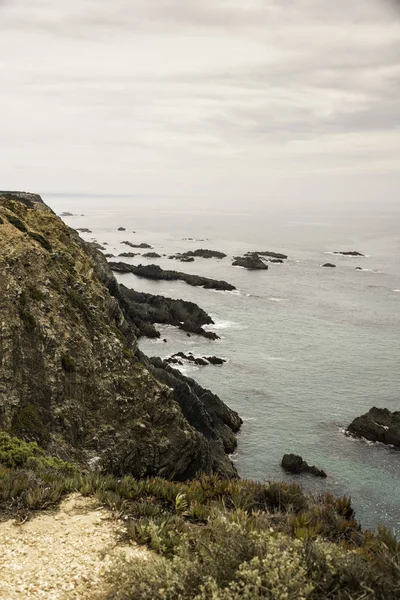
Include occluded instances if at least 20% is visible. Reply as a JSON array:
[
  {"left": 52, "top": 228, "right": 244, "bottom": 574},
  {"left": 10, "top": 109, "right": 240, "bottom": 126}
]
[{"left": 1, "top": 0, "right": 400, "bottom": 204}]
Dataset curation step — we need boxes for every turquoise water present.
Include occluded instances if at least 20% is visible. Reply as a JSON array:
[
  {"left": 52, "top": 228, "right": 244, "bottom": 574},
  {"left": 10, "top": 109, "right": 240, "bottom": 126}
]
[{"left": 46, "top": 194, "right": 400, "bottom": 534}]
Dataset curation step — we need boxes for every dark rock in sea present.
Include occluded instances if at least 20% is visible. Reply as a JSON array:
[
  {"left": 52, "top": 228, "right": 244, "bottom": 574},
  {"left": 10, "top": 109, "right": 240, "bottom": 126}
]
[
  {"left": 355, "top": 267, "right": 363, "bottom": 270},
  {"left": 116, "top": 284, "right": 220, "bottom": 340},
  {"left": 268, "top": 258, "right": 284, "bottom": 264},
  {"left": 187, "top": 333, "right": 191, "bottom": 337},
  {"left": 110, "top": 262, "right": 236, "bottom": 292},
  {"left": 322, "top": 263, "right": 336, "bottom": 268},
  {"left": 163, "top": 338, "right": 167, "bottom": 343},
  {"left": 105, "top": 254, "right": 115, "bottom": 258},
  {"left": 143, "top": 252, "right": 161, "bottom": 258},
  {"left": 76, "top": 228, "right": 92, "bottom": 233},
  {"left": 171, "top": 249, "right": 227, "bottom": 260},
  {"left": 0, "top": 191, "right": 240, "bottom": 480},
  {"left": 281, "top": 454, "right": 327, "bottom": 478},
  {"left": 347, "top": 407, "right": 400, "bottom": 448},
  {"left": 118, "top": 227, "right": 126, "bottom": 231},
  {"left": 170, "top": 255, "right": 195, "bottom": 263},
  {"left": 118, "top": 252, "right": 140, "bottom": 258},
  {"left": 333, "top": 251, "right": 365, "bottom": 257},
  {"left": 60, "top": 211, "right": 74, "bottom": 217},
  {"left": 251, "top": 251, "right": 288, "bottom": 260},
  {"left": 122, "top": 241, "right": 152, "bottom": 249},
  {"left": 232, "top": 254, "right": 268, "bottom": 270},
  {"left": 205, "top": 356, "right": 226, "bottom": 365}
]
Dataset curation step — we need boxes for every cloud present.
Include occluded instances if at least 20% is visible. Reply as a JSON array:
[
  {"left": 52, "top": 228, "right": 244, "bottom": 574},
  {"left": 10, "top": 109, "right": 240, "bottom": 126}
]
[{"left": 0, "top": 0, "right": 399, "bottom": 195}]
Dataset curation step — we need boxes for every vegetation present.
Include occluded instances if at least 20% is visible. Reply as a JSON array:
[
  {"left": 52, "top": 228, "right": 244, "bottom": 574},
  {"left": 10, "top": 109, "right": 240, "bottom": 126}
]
[
  {"left": 61, "top": 354, "right": 77, "bottom": 373},
  {"left": 27, "top": 230, "right": 52, "bottom": 251},
  {"left": 5, "top": 212, "right": 27, "bottom": 232},
  {"left": 0, "top": 434, "right": 398, "bottom": 599}
]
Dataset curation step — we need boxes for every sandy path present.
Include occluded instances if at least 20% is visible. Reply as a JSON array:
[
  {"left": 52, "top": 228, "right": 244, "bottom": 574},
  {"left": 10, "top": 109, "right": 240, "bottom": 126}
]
[{"left": 0, "top": 494, "right": 147, "bottom": 600}]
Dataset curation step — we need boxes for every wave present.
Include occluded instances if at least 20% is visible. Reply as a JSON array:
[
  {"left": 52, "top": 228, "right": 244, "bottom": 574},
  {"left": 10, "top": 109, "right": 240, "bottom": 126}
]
[
  {"left": 262, "top": 355, "right": 293, "bottom": 362},
  {"left": 392, "top": 289, "right": 400, "bottom": 293},
  {"left": 268, "top": 297, "right": 288, "bottom": 303},
  {"left": 228, "top": 452, "right": 239, "bottom": 463}
]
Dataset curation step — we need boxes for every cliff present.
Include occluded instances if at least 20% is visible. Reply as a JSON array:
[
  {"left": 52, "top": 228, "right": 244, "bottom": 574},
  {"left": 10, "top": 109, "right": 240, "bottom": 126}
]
[{"left": 0, "top": 192, "right": 240, "bottom": 479}]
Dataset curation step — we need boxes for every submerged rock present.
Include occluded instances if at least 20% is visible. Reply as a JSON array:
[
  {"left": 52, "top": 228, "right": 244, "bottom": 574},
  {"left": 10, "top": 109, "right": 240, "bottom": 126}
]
[
  {"left": 347, "top": 407, "right": 400, "bottom": 448},
  {"left": 110, "top": 262, "right": 236, "bottom": 292},
  {"left": 117, "top": 227, "right": 126, "bottom": 231},
  {"left": 281, "top": 454, "right": 327, "bottom": 478},
  {"left": 322, "top": 263, "right": 336, "bottom": 268},
  {"left": 76, "top": 228, "right": 92, "bottom": 233},
  {"left": 252, "top": 250, "right": 288, "bottom": 260},
  {"left": 0, "top": 191, "right": 240, "bottom": 480},
  {"left": 232, "top": 254, "right": 268, "bottom": 270}
]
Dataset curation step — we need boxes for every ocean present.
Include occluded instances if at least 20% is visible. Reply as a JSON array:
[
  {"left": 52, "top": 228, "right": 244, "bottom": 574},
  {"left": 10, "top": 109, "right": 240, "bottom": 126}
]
[{"left": 46, "top": 193, "right": 400, "bottom": 535}]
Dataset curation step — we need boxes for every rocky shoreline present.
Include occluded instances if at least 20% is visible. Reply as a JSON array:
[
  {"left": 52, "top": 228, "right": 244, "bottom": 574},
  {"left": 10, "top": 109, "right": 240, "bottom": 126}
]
[
  {"left": 347, "top": 407, "right": 400, "bottom": 448},
  {"left": 109, "top": 262, "right": 236, "bottom": 291}
]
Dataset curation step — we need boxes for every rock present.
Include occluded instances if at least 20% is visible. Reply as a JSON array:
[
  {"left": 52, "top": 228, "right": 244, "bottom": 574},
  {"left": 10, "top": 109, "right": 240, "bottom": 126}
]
[
  {"left": 92, "top": 242, "right": 106, "bottom": 251},
  {"left": 251, "top": 251, "right": 288, "bottom": 260},
  {"left": 143, "top": 252, "right": 161, "bottom": 258},
  {"left": 163, "top": 338, "right": 167, "bottom": 343},
  {"left": 60, "top": 211, "right": 74, "bottom": 217},
  {"left": 117, "top": 227, "right": 126, "bottom": 231},
  {"left": 355, "top": 267, "right": 363, "bottom": 270},
  {"left": 118, "top": 252, "right": 140, "bottom": 258},
  {"left": 333, "top": 251, "right": 365, "bottom": 257},
  {"left": 0, "top": 191, "right": 240, "bottom": 480},
  {"left": 110, "top": 263, "right": 236, "bottom": 292},
  {"left": 281, "top": 454, "right": 327, "bottom": 478},
  {"left": 322, "top": 263, "right": 336, "bottom": 268},
  {"left": 205, "top": 356, "right": 226, "bottom": 365},
  {"left": 117, "top": 284, "right": 220, "bottom": 341},
  {"left": 232, "top": 254, "right": 268, "bottom": 270},
  {"left": 146, "top": 356, "right": 242, "bottom": 456},
  {"left": 347, "top": 407, "right": 400, "bottom": 448},
  {"left": 122, "top": 241, "right": 152, "bottom": 249},
  {"left": 105, "top": 254, "right": 114, "bottom": 258},
  {"left": 76, "top": 228, "right": 92, "bottom": 233},
  {"left": 186, "top": 333, "right": 191, "bottom": 337},
  {"left": 171, "top": 249, "right": 227, "bottom": 260}
]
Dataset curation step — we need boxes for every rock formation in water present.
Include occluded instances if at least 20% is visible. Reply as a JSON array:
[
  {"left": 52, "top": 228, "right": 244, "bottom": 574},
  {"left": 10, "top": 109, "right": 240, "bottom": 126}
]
[
  {"left": 109, "top": 262, "right": 236, "bottom": 291},
  {"left": 232, "top": 254, "right": 269, "bottom": 270},
  {"left": 0, "top": 192, "right": 240, "bottom": 479},
  {"left": 281, "top": 454, "right": 327, "bottom": 478},
  {"left": 251, "top": 250, "right": 288, "bottom": 260},
  {"left": 117, "top": 285, "right": 219, "bottom": 340},
  {"left": 142, "top": 252, "right": 161, "bottom": 258},
  {"left": 347, "top": 407, "right": 400, "bottom": 448},
  {"left": 322, "top": 263, "right": 336, "bottom": 268},
  {"left": 122, "top": 241, "right": 152, "bottom": 249},
  {"left": 333, "top": 251, "right": 365, "bottom": 257},
  {"left": 165, "top": 353, "right": 226, "bottom": 367},
  {"left": 170, "top": 249, "right": 227, "bottom": 260}
]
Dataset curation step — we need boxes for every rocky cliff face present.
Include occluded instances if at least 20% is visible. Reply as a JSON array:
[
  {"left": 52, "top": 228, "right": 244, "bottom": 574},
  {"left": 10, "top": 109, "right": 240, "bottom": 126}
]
[{"left": 0, "top": 192, "right": 240, "bottom": 479}]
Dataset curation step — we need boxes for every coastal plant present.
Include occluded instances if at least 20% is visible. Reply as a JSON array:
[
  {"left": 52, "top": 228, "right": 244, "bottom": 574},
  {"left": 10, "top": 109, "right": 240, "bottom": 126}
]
[
  {"left": 27, "top": 230, "right": 52, "bottom": 252},
  {"left": 5, "top": 212, "right": 27, "bottom": 232}
]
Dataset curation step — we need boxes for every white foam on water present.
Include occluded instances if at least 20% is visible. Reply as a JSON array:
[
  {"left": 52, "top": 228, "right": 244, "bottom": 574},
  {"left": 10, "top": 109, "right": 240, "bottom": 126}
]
[
  {"left": 268, "top": 297, "right": 288, "bottom": 303},
  {"left": 392, "top": 289, "right": 400, "bottom": 293},
  {"left": 262, "top": 355, "right": 293, "bottom": 362},
  {"left": 241, "top": 417, "right": 257, "bottom": 422},
  {"left": 229, "top": 452, "right": 239, "bottom": 463}
]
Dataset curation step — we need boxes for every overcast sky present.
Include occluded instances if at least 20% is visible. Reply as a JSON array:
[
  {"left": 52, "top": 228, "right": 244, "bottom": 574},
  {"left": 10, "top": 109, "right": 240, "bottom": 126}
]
[{"left": 1, "top": 0, "right": 399, "bottom": 203}]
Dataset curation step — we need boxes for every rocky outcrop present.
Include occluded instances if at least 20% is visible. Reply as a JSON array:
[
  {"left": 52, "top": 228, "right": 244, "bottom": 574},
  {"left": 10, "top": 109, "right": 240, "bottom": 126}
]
[
  {"left": 347, "top": 407, "right": 400, "bottom": 448},
  {"left": 165, "top": 353, "right": 226, "bottom": 367},
  {"left": 232, "top": 254, "right": 268, "bottom": 270},
  {"left": 76, "top": 228, "right": 92, "bottom": 233},
  {"left": 0, "top": 192, "right": 240, "bottom": 480},
  {"left": 145, "top": 356, "right": 242, "bottom": 457},
  {"left": 117, "top": 227, "right": 126, "bottom": 231},
  {"left": 171, "top": 249, "right": 227, "bottom": 260},
  {"left": 333, "top": 251, "right": 365, "bottom": 257},
  {"left": 118, "top": 252, "right": 140, "bottom": 258},
  {"left": 118, "top": 285, "right": 220, "bottom": 340},
  {"left": 281, "top": 454, "right": 327, "bottom": 478},
  {"left": 110, "top": 263, "right": 236, "bottom": 291},
  {"left": 122, "top": 241, "right": 152, "bottom": 249},
  {"left": 143, "top": 252, "right": 161, "bottom": 258},
  {"left": 252, "top": 251, "right": 288, "bottom": 260},
  {"left": 322, "top": 263, "right": 336, "bottom": 268}
]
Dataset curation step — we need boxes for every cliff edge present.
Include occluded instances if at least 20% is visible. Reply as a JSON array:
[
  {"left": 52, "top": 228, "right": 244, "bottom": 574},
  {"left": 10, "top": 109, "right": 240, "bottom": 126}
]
[{"left": 0, "top": 192, "right": 240, "bottom": 479}]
